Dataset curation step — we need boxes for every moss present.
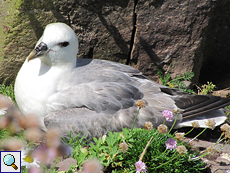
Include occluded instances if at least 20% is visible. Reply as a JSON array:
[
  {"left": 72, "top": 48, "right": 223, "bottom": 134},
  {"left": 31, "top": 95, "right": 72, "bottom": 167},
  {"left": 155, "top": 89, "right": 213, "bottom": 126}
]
[
  {"left": 0, "top": 0, "right": 22, "bottom": 57},
  {"left": 0, "top": 0, "right": 58, "bottom": 85}
]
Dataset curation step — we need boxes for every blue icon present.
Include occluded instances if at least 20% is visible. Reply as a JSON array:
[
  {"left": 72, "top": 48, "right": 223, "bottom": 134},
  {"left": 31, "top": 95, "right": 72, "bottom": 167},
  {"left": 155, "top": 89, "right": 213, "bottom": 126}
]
[{"left": 3, "top": 154, "right": 18, "bottom": 170}]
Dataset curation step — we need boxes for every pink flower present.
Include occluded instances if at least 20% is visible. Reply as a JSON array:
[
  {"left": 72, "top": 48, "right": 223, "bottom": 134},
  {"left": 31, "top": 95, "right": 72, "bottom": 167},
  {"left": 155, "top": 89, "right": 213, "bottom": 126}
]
[
  {"left": 32, "top": 147, "right": 57, "bottom": 166},
  {"left": 165, "top": 138, "right": 177, "bottom": 150},
  {"left": 162, "top": 110, "right": 173, "bottom": 122},
  {"left": 118, "top": 141, "right": 129, "bottom": 152},
  {"left": 82, "top": 159, "right": 103, "bottom": 173},
  {"left": 29, "top": 166, "right": 41, "bottom": 173},
  {"left": 135, "top": 161, "right": 147, "bottom": 173}
]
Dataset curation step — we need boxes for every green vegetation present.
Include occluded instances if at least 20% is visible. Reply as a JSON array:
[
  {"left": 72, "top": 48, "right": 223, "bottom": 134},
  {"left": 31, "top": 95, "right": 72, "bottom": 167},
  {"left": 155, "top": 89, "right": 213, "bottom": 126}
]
[
  {"left": 64, "top": 128, "right": 206, "bottom": 173},
  {"left": 0, "top": 84, "right": 15, "bottom": 102},
  {"left": 198, "top": 82, "right": 216, "bottom": 95},
  {"left": 157, "top": 68, "right": 195, "bottom": 94}
]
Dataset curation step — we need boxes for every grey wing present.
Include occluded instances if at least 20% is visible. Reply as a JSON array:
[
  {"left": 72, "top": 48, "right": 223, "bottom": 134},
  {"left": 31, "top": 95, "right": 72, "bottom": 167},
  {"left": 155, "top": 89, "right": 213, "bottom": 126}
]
[
  {"left": 45, "top": 59, "right": 230, "bottom": 139},
  {"left": 46, "top": 59, "right": 175, "bottom": 120},
  {"left": 46, "top": 59, "right": 146, "bottom": 114},
  {"left": 44, "top": 59, "right": 166, "bottom": 139},
  {"left": 45, "top": 108, "right": 139, "bottom": 139},
  {"left": 46, "top": 82, "right": 143, "bottom": 114},
  {"left": 67, "top": 59, "right": 143, "bottom": 85}
]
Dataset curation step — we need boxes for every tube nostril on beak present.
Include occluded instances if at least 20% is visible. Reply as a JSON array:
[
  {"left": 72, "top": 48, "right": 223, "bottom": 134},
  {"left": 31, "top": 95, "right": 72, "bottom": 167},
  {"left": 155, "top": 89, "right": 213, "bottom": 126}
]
[
  {"left": 27, "top": 42, "right": 49, "bottom": 62},
  {"left": 35, "top": 42, "right": 48, "bottom": 53}
]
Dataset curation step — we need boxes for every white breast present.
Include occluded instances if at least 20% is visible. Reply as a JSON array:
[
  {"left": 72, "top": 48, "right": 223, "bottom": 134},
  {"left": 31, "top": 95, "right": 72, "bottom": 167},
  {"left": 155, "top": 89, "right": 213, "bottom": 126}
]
[{"left": 14, "top": 58, "right": 69, "bottom": 129}]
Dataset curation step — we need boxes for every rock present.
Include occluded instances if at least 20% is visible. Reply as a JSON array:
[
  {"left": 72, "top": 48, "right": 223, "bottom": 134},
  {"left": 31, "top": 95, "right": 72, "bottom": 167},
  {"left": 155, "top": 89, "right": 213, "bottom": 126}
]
[
  {"left": 130, "top": 0, "right": 212, "bottom": 82},
  {"left": 0, "top": 0, "right": 134, "bottom": 85},
  {"left": 217, "top": 153, "right": 230, "bottom": 165},
  {"left": 199, "top": 1, "right": 230, "bottom": 87},
  {"left": 212, "top": 90, "right": 230, "bottom": 97},
  {"left": 185, "top": 137, "right": 230, "bottom": 173},
  {"left": 66, "top": 0, "right": 135, "bottom": 64},
  {"left": 0, "top": 0, "right": 230, "bottom": 88}
]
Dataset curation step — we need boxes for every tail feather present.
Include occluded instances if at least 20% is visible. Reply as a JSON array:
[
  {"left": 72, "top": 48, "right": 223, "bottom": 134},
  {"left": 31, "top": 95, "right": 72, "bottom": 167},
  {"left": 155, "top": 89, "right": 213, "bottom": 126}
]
[
  {"left": 159, "top": 86, "right": 230, "bottom": 120},
  {"left": 175, "top": 109, "right": 227, "bottom": 128}
]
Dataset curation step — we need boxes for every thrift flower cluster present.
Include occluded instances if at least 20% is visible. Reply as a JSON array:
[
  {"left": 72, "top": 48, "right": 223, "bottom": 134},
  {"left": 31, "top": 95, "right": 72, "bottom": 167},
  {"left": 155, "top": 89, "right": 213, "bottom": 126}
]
[
  {"left": 175, "top": 132, "right": 185, "bottom": 141},
  {"left": 134, "top": 109, "right": 190, "bottom": 173},
  {"left": 144, "top": 121, "right": 153, "bottom": 130},
  {"left": 136, "top": 100, "right": 146, "bottom": 109},
  {"left": 176, "top": 145, "right": 187, "bottom": 155},
  {"left": 119, "top": 141, "right": 129, "bottom": 152},
  {"left": 162, "top": 110, "right": 173, "bottom": 122},
  {"left": 205, "top": 119, "right": 216, "bottom": 130},
  {"left": 165, "top": 138, "right": 177, "bottom": 150},
  {"left": 191, "top": 121, "right": 200, "bottom": 128},
  {"left": 157, "top": 124, "right": 168, "bottom": 134},
  {"left": 220, "top": 123, "right": 230, "bottom": 139},
  {"left": 135, "top": 161, "right": 147, "bottom": 173}
]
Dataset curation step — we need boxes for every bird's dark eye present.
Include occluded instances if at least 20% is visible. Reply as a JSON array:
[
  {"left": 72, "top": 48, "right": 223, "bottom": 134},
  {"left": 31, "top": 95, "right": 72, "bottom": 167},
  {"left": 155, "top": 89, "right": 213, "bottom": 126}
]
[{"left": 58, "top": 41, "right": 69, "bottom": 47}]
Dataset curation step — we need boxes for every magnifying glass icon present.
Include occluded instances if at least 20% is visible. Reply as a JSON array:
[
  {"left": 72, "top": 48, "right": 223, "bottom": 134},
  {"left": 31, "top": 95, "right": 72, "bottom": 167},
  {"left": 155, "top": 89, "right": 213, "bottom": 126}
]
[{"left": 3, "top": 154, "right": 18, "bottom": 170}]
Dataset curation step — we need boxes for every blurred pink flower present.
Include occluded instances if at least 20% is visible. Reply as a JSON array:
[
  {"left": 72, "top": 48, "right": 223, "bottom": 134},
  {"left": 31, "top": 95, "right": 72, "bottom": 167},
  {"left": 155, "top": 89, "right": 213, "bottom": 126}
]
[
  {"left": 32, "top": 147, "right": 57, "bottom": 166},
  {"left": 82, "top": 159, "right": 103, "bottom": 173},
  {"left": 135, "top": 161, "right": 147, "bottom": 173},
  {"left": 165, "top": 138, "right": 177, "bottom": 150},
  {"left": 162, "top": 110, "right": 173, "bottom": 122},
  {"left": 29, "top": 166, "right": 41, "bottom": 173}
]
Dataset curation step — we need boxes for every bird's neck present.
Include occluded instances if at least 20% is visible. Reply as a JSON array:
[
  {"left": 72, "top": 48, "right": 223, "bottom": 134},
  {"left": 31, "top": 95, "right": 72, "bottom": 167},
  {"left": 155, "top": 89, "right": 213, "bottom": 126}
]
[{"left": 27, "top": 58, "right": 75, "bottom": 76}]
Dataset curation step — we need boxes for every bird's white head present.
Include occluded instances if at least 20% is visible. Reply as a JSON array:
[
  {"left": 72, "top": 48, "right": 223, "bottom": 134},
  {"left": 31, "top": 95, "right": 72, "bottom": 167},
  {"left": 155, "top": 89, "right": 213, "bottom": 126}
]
[{"left": 28, "top": 23, "right": 78, "bottom": 67}]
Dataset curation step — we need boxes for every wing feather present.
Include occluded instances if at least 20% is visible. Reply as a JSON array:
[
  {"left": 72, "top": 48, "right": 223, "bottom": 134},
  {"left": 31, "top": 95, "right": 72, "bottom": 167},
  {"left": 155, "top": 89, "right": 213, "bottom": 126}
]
[{"left": 44, "top": 59, "right": 230, "bottom": 138}]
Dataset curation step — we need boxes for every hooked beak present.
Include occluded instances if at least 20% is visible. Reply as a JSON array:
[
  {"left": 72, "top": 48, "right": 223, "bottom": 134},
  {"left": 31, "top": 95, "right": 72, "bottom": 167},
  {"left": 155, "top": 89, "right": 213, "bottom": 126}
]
[{"left": 28, "top": 42, "right": 48, "bottom": 62}]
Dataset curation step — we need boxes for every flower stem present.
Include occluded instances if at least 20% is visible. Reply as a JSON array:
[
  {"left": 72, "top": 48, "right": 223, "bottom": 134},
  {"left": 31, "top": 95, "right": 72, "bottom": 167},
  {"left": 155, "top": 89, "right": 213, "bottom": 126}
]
[
  {"left": 185, "top": 127, "right": 194, "bottom": 136},
  {"left": 217, "top": 139, "right": 229, "bottom": 150},
  {"left": 131, "top": 108, "right": 140, "bottom": 135},
  {"left": 214, "top": 132, "right": 225, "bottom": 146},
  {"left": 155, "top": 154, "right": 179, "bottom": 169},
  {"left": 189, "top": 128, "right": 207, "bottom": 143},
  {"left": 168, "top": 113, "right": 177, "bottom": 134},
  {"left": 156, "top": 149, "right": 167, "bottom": 158}
]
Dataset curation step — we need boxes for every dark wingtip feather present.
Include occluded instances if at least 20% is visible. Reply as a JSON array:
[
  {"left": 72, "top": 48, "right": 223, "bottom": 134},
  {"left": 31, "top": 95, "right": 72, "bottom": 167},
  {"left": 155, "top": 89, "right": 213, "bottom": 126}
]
[{"left": 160, "top": 87, "right": 230, "bottom": 119}]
